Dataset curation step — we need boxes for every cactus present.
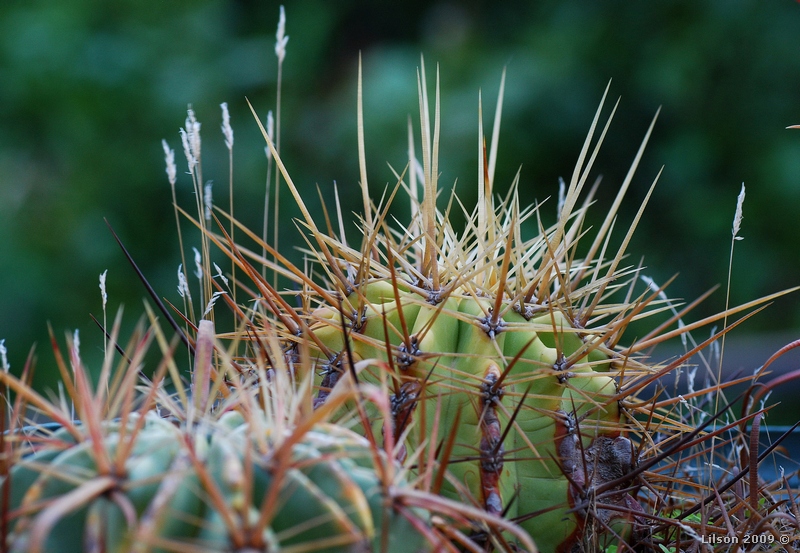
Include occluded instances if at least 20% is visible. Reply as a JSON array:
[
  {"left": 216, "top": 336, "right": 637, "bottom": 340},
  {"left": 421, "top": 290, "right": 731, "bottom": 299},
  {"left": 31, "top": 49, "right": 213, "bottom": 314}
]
[
  {"left": 2, "top": 319, "right": 528, "bottom": 552},
  {"left": 174, "top": 63, "right": 794, "bottom": 552},
  {"left": 5, "top": 24, "right": 800, "bottom": 552},
  {"left": 6, "top": 411, "right": 439, "bottom": 553},
  {"left": 5, "top": 412, "right": 435, "bottom": 552},
  {"left": 309, "top": 288, "right": 629, "bottom": 552}
]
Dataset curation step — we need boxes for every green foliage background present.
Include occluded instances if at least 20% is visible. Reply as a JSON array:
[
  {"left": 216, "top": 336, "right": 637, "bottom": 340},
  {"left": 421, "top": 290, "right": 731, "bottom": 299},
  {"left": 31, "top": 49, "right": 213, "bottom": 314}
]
[{"left": 2, "top": 0, "right": 800, "bottom": 391}]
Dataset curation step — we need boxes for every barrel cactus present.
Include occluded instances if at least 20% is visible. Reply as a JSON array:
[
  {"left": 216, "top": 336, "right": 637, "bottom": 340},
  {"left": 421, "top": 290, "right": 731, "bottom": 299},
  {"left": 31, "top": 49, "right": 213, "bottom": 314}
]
[
  {"left": 310, "top": 288, "right": 634, "bottom": 552},
  {"left": 236, "top": 78, "right": 643, "bottom": 552},
  {"left": 6, "top": 413, "right": 436, "bottom": 553},
  {"left": 2, "top": 320, "right": 500, "bottom": 552}
]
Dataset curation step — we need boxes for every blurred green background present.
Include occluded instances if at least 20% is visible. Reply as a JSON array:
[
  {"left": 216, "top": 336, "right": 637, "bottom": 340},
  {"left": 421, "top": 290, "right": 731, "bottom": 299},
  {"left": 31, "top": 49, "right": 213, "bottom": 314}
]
[{"left": 2, "top": 0, "right": 800, "bottom": 394}]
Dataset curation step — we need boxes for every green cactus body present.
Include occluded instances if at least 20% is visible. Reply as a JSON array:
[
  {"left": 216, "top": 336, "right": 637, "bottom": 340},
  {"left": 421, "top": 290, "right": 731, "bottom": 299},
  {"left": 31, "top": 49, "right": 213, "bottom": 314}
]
[
  {"left": 309, "top": 282, "right": 628, "bottom": 551},
  {"left": 235, "top": 71, "right": 668, "bottom": 549},
  {"left": 4, "top": 411, "right": 431, "bottom": 553}
]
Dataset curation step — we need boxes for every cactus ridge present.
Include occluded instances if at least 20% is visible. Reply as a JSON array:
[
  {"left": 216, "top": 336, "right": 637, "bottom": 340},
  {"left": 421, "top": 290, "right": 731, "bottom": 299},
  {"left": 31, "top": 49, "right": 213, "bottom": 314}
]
[{"left": 3, "top": 387, "right": 442, "bottom": 552}]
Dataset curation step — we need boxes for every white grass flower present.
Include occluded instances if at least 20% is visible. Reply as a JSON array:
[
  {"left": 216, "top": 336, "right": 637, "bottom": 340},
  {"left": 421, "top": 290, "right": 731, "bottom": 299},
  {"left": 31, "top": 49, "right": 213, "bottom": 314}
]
[
  {"left": 719, "top": 184, "right": 746, "bottom": 381},
  {"left": 213, "top": 262, "right": 230, "bottom": 288},
  {"left": 203, "top": 291, "right": 228, "bottom": 317},
  {"left": 709, "top": 327, "right": 720, "bottom": 361},
  {"left": 641, "top": 274, "right": 687, "bottom": 347},
  {"left": 177, "top": 264, "right": 191, "bottom": 300},
  {"left": 265, "top": 110, "right": 275, "bottom": 159},
  {"left": 221, "top": 102, "right": 233, "bottom": 150},
  {"left": 0, "top": 339, "right": 9, "bottom": 372},
  {"left": 759, "top": 391, "right": 772, "bottom": 413},
  {"left": 557, "top": 177, "right": 566, "bottom": 217},
  {"left": 162, "top": 140, "right": 176, "bottom": 186},
  {"left": 179, "top": 128, "right": 195, "bottom": 170},
  {"left": 180, "top": 107, "right": 202, "bottom": 172},
  {"left": 204, "top": 181, "right": 213, "bottom": 221},
  {"left": 99, "top": 270, "right": 108, "bottom": 311},
  {"left": 193, "top": 247, "right": 203, "bottom": 279},
  {"left": 186, "top": 108, "right": 202, "bottom": 162},
  {"left": 732, "top": 183, "right": 745, "bottom": 240},
  {"left": 72, "top": 329, "right": 80, "bottom": 359},
  {"left": 275, "top": 6, "right": 288, "bottom": 64},
  {"left": 687, "top": 366, "right": 697, "bottom": 395}
]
